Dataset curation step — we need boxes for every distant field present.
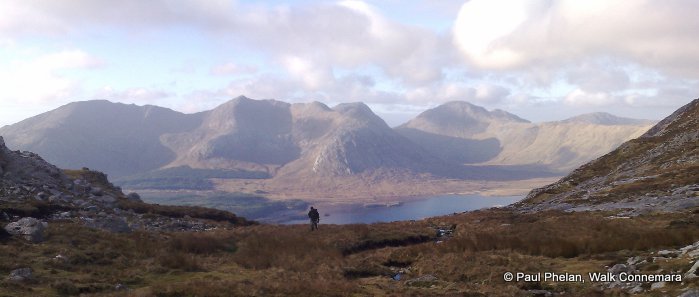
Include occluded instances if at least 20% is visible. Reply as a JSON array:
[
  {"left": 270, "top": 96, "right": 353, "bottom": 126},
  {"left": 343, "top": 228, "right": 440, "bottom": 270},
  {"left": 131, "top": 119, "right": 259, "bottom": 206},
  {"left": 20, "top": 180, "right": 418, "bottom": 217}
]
[
  {"left": 114, "top": 166, "right": 270, "bottom": 190},
  {"left": 136, "top": 191, "right": 308, "bottom": 223}
]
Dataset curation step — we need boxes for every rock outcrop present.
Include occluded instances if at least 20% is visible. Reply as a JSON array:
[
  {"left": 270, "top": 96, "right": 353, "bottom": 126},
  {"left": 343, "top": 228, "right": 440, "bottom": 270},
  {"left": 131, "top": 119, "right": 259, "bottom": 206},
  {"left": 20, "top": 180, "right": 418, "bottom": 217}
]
[
  {"left": 4, "top": 217, "right": 47, "bottom": 243},
  {"left": 7, "top": 268, "right": 33, "bottom": 282},
  {"left": 0, "top": 135, "right": 247, "bottom": 235},
  {"left": 519, "top": 98, "right": 699, "bottom": 214}
]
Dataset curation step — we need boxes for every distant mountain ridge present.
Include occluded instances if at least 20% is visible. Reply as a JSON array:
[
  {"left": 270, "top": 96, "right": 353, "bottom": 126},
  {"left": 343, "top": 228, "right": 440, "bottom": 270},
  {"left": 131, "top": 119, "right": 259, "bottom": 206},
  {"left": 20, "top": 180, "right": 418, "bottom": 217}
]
[
  {"left": 0, "top": 100, "right": 204, "bottom": 177},
  {"left": 520, "top": 98, "right": 699, "bottom": 213},
  {"left": 0, "top": 96, "right": 658, "bottom": 199},
  {"left": 397, "top": 104, "right": 654, "bottom": 173},
  {"left": 560, "top": 112, "right": 655, "bottom": 126}
]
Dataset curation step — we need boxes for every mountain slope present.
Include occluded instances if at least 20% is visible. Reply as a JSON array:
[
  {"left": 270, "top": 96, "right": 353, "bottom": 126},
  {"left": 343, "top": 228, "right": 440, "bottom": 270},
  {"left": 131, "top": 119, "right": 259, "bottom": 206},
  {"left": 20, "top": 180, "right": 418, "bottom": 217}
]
[
  {"left": 520, "top": 98, "right": 699, "bottom": 212},
  {"left": 397, "top": 102, "right": 654, "bottom": 173},
  {"left": 163, "top": 96, "right": 452, "bottom": 179},
  {"left": 0, "top": 100, "right": 203, "bottom": 177}
]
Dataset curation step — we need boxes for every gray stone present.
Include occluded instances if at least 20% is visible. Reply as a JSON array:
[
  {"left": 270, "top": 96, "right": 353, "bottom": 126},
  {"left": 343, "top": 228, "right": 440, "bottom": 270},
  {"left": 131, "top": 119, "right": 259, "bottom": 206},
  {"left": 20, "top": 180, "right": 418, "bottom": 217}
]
[
  {"left": 34, "top": 192, "right": 48, "bottom": 201},
  {"left": 94, "top": 195, "right": 116, "bottom": 204},
  {"left": 48, "top": 194, "right": 64, "bottom": 203},
  {"left": 84, "top": 205, "right": 98, "bottom": 212},
  {"left": 658, "top": 250, "right": 678, "bottom": 257},
  {"left": 685, "top": 260, "right": 699, "bottom": 279},
  {"left": 84, "top": 216, "right": 131, "bottom": 233},
  {"left": 609, "top": 263, "right": 634, "bottom": 275},
  {"left": 650, "top": 281, "right": 665, "bottom": 290},
  {"left": 4, "top": 217, "right": 47, "bottom": 243},
  {"left": 628, "top": 285, "right": 644, "bottom": 294},
  {"left": 90, "top": 187, "right": 103, "bottom": 196},
  {"left": 7, "top": 267, "right": 32, "bottom": 282},
  {"left": 57, "top": 211, "right": 72, "bottom": 219},
  {"left": 126, "top": 192, "right": 142, "bottom": 202},
  {"left": 679, "top": 289, "right": 699, "bottom": 297}
]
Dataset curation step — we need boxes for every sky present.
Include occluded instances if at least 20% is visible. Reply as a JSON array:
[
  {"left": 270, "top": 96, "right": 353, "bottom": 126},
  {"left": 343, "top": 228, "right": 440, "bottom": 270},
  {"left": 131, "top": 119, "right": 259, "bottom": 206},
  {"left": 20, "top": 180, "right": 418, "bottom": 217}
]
[{"left": 1, "top": 0, "right": 698, "bottom": 127}]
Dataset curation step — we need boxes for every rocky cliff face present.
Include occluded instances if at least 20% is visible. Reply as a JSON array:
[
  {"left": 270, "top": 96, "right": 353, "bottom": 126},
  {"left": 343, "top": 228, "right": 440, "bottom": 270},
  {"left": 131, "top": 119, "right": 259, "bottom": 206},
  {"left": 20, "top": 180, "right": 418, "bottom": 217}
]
[
  {"left": 0, "top": 136, "right": 247, "bottom": 236},
  {"left": 0, "top": 136, "right": 72, "bottom": 198},
  {"left": 519, "top": 99, "right": 699, "bottom": 214}
]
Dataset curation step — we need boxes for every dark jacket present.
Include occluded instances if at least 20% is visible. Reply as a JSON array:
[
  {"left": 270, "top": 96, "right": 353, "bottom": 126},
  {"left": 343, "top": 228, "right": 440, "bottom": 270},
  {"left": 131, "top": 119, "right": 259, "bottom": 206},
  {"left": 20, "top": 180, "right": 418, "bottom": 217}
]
[{"left": 308, "top": 209, "right": 320, "bottom": 221}]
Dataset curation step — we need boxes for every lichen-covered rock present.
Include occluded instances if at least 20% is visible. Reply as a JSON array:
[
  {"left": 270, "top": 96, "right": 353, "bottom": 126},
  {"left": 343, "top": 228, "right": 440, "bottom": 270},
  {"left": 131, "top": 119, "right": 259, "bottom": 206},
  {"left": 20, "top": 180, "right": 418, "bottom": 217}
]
[
  {"left": 4, "top": 217, "right": 47, "bottom": 243},
  {"left": 7, "top": 267, "right": 32, "bottom": 282},
  {"left": 83, "top": 216, "right": 131, "bottom": 233}
]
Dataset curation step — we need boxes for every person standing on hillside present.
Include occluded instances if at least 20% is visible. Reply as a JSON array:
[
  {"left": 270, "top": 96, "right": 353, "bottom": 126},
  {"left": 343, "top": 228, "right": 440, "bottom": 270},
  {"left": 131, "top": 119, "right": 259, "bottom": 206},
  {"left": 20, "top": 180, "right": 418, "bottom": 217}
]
[{"left": 308, "top": 206, "right": 320, "bottom": 231}]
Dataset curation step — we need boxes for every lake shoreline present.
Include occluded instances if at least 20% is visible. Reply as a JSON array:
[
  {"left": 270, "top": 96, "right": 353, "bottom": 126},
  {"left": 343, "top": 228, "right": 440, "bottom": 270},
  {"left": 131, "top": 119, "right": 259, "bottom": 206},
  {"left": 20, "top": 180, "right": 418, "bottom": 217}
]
[{"left": 277, "top": 194, "right": 524, "bottom": 225}]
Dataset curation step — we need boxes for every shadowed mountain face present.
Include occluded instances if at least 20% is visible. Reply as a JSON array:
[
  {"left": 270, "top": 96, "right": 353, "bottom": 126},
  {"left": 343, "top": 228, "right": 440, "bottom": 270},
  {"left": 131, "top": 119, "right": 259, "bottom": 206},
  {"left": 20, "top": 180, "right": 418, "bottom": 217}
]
[
  {"left": 397, "top": 102, "right": 654, "bottom": 173},
  {"left": 162, "top": 97, "right": 449, "bottom": 178},
  {"left": 162, "top": 98, "right": 300, "bottom": 171},
  {"left": 0, "top": 100, "right": 203, "bottom": 177},
  {"left": 521, "top": 99, "right": 699, "bottom": 212}
]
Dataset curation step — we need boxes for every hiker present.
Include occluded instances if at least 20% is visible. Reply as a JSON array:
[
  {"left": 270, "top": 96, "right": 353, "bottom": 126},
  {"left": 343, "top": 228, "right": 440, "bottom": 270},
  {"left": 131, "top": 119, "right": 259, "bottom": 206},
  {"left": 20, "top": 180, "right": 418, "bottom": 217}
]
[{"left": 308, "top": 206, "right": 320, "bottom": 231}]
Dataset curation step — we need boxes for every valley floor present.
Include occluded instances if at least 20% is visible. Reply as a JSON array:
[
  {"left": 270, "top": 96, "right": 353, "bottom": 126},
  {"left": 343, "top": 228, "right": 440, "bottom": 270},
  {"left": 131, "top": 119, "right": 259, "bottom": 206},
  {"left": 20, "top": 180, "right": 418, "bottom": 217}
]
[
  {"left": 3, "top": 206, "right": 699, "bottom": 296},
  {"left": 212, "top": 177, "right": 560, "bottom": 203}
]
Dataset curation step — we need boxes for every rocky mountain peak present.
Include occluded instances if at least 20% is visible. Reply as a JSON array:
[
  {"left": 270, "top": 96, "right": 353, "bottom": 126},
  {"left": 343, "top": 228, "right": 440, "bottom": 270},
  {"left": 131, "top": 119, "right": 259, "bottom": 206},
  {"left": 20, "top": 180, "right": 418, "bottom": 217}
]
[{"left": 428, "top": 101, "right": 528, "bottom": 123}]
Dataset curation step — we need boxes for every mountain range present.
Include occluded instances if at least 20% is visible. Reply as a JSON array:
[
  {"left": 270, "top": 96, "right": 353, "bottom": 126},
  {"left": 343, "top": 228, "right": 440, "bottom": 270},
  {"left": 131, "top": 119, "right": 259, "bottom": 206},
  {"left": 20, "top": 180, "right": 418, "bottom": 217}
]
[
  {"left": 0, "top": 96, "right": 654, "bottom": 199},
  {"left": 397, "top": 101, "right": 654, "bottom": 173}
]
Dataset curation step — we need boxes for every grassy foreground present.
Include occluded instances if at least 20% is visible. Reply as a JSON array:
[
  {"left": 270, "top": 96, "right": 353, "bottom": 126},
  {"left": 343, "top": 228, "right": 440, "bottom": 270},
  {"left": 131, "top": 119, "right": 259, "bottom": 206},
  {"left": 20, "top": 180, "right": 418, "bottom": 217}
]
[{"left": 2, "top": 207, "right": 699, "bottom": 296}]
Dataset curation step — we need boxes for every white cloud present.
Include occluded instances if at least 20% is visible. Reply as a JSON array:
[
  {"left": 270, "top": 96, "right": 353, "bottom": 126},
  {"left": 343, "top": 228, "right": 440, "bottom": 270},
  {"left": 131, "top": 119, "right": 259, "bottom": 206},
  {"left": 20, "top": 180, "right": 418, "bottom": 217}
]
[
  {"left": 0, "top": 1, "right": 451, "bottom": 87},
  {"left": 95, "top": 86, "right": 171, "bottom": 104},
  {"left": 0, "top": 49, "right": 101, "bottom": 104},
  {"left": 405, "top": 82, "right": 511, "bottom": 105},
  {"left": 564, "top": 89, "right": 616, "bottom": 107},
  {"left": 453, "top": 0, "right": 699, "bottom": 78},
  {"left": 281, "top": 56, "right": 334, "bottom": 90},
  {"left": 452, "top": 0, "right": 530, "bottom": 69}
]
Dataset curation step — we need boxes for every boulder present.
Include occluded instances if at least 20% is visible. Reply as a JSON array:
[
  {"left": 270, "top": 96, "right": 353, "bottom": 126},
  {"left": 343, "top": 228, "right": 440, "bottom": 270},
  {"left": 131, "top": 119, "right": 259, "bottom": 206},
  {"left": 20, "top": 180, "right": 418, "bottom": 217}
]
[
  {"left": 7, "top": 267, "right": 32, "bottom": 282},
  {"left": 126, "top": 192, "right": 143, "bottom": 202},
  {"left": 4, "top": 217, "right": 47, "bottom": 243}
]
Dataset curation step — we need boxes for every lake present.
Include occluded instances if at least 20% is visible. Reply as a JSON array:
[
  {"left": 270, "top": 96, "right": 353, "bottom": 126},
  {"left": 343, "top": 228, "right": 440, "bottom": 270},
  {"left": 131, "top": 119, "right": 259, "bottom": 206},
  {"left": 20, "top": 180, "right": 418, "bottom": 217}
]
[{"left": 282, "top": 194, "right": 523, "bottom": 225}]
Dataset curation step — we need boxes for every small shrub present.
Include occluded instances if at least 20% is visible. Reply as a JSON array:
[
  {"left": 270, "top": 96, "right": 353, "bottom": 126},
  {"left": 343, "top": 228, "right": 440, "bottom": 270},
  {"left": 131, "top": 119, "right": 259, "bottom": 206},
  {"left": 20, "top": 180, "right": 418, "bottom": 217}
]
[
  {"left": 157, "top": 252, "right": 202, "bottom": 272},
  {"left": 118, "top": 200, "right": 255, "bottom": 225},
  {"left": 52, "top": 280, "right": 79, "bottom": 296},
  {"left": 169, "top": 232, "right": 235, "bottom": 254}
]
